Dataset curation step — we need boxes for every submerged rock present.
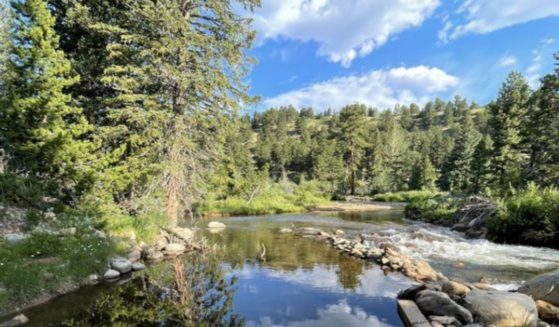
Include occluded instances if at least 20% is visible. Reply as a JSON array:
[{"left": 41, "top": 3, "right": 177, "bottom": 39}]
[
  {"left": 518, "top": 270, "right": 559, "bottom": 307},
  {"left": 110, "top": 258, "right": 132, "bottom": 274},
  {"left": 461, "top": 289, "right": 538, "bottom": 327},
  {"left": 415, "top": 290, "right": 473, "bottom": 325}
]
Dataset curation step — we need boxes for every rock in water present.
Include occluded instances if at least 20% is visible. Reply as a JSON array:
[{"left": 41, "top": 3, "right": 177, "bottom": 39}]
[
  {"left": 207, "top": 221, "right": 226, "bottom": 229},
  {"left": 415, "top": 290, "right": 473, "bottom": 325},
  {"left": 461, "top": 289, "right": 538, "bottom": 327},
  {"left": 536, "top": 300, "right": 559, "bottom": 323},
  {"left": 0, "top": 314, "right": 29, "bottom": 327},
  {"left": 279, "top": 227, "right": 293, "bottom": 233},
  {"left": 518, "top": 270, "right": 559, "bottom": 307},
  {"left": 103, "top": 269, "right": 120, "bottom": 280},
  {"left": 110, "top": 258, "right": 132, "bottom": 274}
]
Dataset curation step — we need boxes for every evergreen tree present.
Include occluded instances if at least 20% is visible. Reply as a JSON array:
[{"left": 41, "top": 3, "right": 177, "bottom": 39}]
[
  {"left": 441, "top": 114, "right": 480, "bottom": 192},
  {"left": 335, "top": 104, "right": 368, "bottom": 195},
  {"left": 471, "top": 135, "right": 494, "bottom": 193},
  {"left": 421, "top": 102, "right": 436, "bottom": 130},
  {"left": 489, "top": 72, "right": 531, "bottom": 190},
  {"left": 2, "top": 0, "right": 95, "bottom": 199},
  {"left": 526, "top": 55, "right": 559, "bottom": 186}
]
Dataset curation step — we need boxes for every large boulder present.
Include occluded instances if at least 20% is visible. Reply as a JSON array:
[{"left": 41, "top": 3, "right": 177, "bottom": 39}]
[
  {"left": 518, "top": 270, "right": 559, "bottom": 307},
  {"left": 415, "top": 290, "right": 473, "bottom": 325},
  {"left": 461, "top": 289, "right": 538, "bottom": 327},
  {"left": 110, "top": 258, "right": 132, "bottom": 274}
]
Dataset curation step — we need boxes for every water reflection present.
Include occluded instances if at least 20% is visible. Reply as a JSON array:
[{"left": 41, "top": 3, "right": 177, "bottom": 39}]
[{"left": 55, "top": 255, "right": 242, "bottom": 327}]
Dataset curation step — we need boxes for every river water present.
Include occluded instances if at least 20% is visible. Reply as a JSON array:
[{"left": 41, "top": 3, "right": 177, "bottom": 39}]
[{"left": 10, "top": 208, "right": 559, "bottom": 326}]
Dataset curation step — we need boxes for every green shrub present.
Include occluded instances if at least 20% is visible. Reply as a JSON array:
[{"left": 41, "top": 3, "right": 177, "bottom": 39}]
[
  {"left": 486, "top": 183, "right": 559, "bottom": 247},
  {"left": 405, "top": 195, "right": 459, "bottom": 225}
]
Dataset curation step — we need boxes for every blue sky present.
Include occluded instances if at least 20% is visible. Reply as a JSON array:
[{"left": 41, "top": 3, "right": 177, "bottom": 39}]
[{"left": 244, "top": 0, "right": 559, "bottom": 112}]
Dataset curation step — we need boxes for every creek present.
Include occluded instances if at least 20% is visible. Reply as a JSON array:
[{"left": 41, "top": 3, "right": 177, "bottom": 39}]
[{"left": 9, "top": 207, "right": 559, "bottom": 326}]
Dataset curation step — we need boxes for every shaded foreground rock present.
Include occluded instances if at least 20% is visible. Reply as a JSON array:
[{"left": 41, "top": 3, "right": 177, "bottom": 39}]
[
  {"left": 415, "top": 290, "right": 473, "bottom": 325},
  {"left": 110, "top": 258, "right": 132, "bottom": 274},
  {"left": 536, "top": 300, "right": 559, "bottom": 324},
  {"left": 462, "top": 289, "right": 538, "bottom": 327},
  {"left": 518, "top": 270, "right": 559, "bottom": 307}
]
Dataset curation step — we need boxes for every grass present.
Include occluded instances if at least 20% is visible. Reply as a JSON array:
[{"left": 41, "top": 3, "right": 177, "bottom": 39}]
[
  {"left": 371, "top": 190, "right": 448, "bottom": 203},
  {"left": 0, "top": 232, "right": 113, "bottom": 307},
  {"left": 195, "top": 180, "right": 330, "bottom": 216}
]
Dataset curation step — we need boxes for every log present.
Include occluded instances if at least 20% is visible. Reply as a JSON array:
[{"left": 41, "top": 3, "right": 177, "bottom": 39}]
[{"left": 397, "top": 300, "right": 431, "bottom": 327}]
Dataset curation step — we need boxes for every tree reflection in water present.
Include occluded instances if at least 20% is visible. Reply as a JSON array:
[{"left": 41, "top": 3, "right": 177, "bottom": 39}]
[{"left": 62, "top": 254, "right": 243, "bottom": 326}]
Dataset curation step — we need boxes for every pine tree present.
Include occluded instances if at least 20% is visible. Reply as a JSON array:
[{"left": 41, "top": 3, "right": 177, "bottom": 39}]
[
  {"left": 441, "top": 114, "right": 480, "bottom": 192},
  {"left": 471, "top": 135, "right": 494, "bottom": 193},
  {"left": 336, "top": 104, "right": 369, "bottom": 195},
  {"left": 526, "top": 55, "right": 559, "bottom": 186},
  {"left": 489, "top": 72, "right": 531, "bottom": 191},
  {"left": 2, "top": 0, "right": 95, "bottom": 198}
]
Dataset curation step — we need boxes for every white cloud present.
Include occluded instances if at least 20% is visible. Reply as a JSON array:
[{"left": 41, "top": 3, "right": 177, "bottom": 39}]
[
  {"left": 250, "top": 0, "right": 440, "bottom": 67},
  {"left": 263, "top": 66, "right": 459, "bottom": 111},
  {"left": 441, "top": 0, "right": 559, "bottom": 40},
  {"left": 499, "top": 55, "right": 517, "bottom": 67},
  {"left": 526, "top": 38, "right": 557, "bottom": 88}
]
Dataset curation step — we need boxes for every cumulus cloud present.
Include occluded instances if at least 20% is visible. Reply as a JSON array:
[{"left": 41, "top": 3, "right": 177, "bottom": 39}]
[
  {"left": 263, "top": 66, "right": 459, "bottom": 111},
  {"left": 250, "top": 0, "right": 440, "bottom": 67},
  {"left": 499, "top": 55, "right": 517, "bottom": 67},
  {"left": 441, "top": 0, "right": 559, "bottom": 40}
]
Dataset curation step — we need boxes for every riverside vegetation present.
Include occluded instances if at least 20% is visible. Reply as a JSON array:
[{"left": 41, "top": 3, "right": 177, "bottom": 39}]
[{"left": 1, "top": 0, "right": 559, "bottom": 325}]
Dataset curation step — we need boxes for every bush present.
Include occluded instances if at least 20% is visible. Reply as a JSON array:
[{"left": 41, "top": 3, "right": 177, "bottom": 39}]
[
  {"left": 405, "top": 195, "right": 459, "bottom": 225},
  {"left": 486, "top": 183, "right": 559, "bottom": 247}
]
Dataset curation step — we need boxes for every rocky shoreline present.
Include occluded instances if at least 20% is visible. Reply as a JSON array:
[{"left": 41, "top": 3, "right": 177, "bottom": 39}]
[
  {"left": 290, "top": 226, "right": 559, "bottom": 327},
  {"left": 0, "top": 221, "right": 227, "bottom": 327}
]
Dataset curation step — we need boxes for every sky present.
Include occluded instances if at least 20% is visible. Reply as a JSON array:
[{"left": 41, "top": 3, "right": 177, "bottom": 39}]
[{"left": 243, "top": 0, "right": 559, "bottom": 112}]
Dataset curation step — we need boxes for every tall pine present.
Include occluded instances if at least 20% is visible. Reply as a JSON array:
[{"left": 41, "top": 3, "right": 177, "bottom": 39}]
[{"left": 489, "top": 72, "right": 530, "bottom": 191}]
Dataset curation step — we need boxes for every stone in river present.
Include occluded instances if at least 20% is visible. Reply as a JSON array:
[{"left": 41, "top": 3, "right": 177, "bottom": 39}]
[
  {"left": 0, "top": 314, "right": 29, "bottom": 327},
  {"left": 461, "top": 289, "right": 538, "bottom": 327},
  {"left": 110, "top": 258, "right": 132, "bottom": 274},
  {"left": 518, "top": 270, "right": 559, "bottom": 307},
  {"left": 103, "top": 269, "right": 120, "bottom": 280},
  {"left": 132, "top": 262, "right": 146, "bottom": 271},
  {"left": 207, "top": 221, "right": 226, "bottom": 229}
]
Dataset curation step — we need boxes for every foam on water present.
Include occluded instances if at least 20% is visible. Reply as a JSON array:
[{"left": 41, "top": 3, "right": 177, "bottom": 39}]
[{"left": 365, "top": 224, "right": 559, "bottom": 274}]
